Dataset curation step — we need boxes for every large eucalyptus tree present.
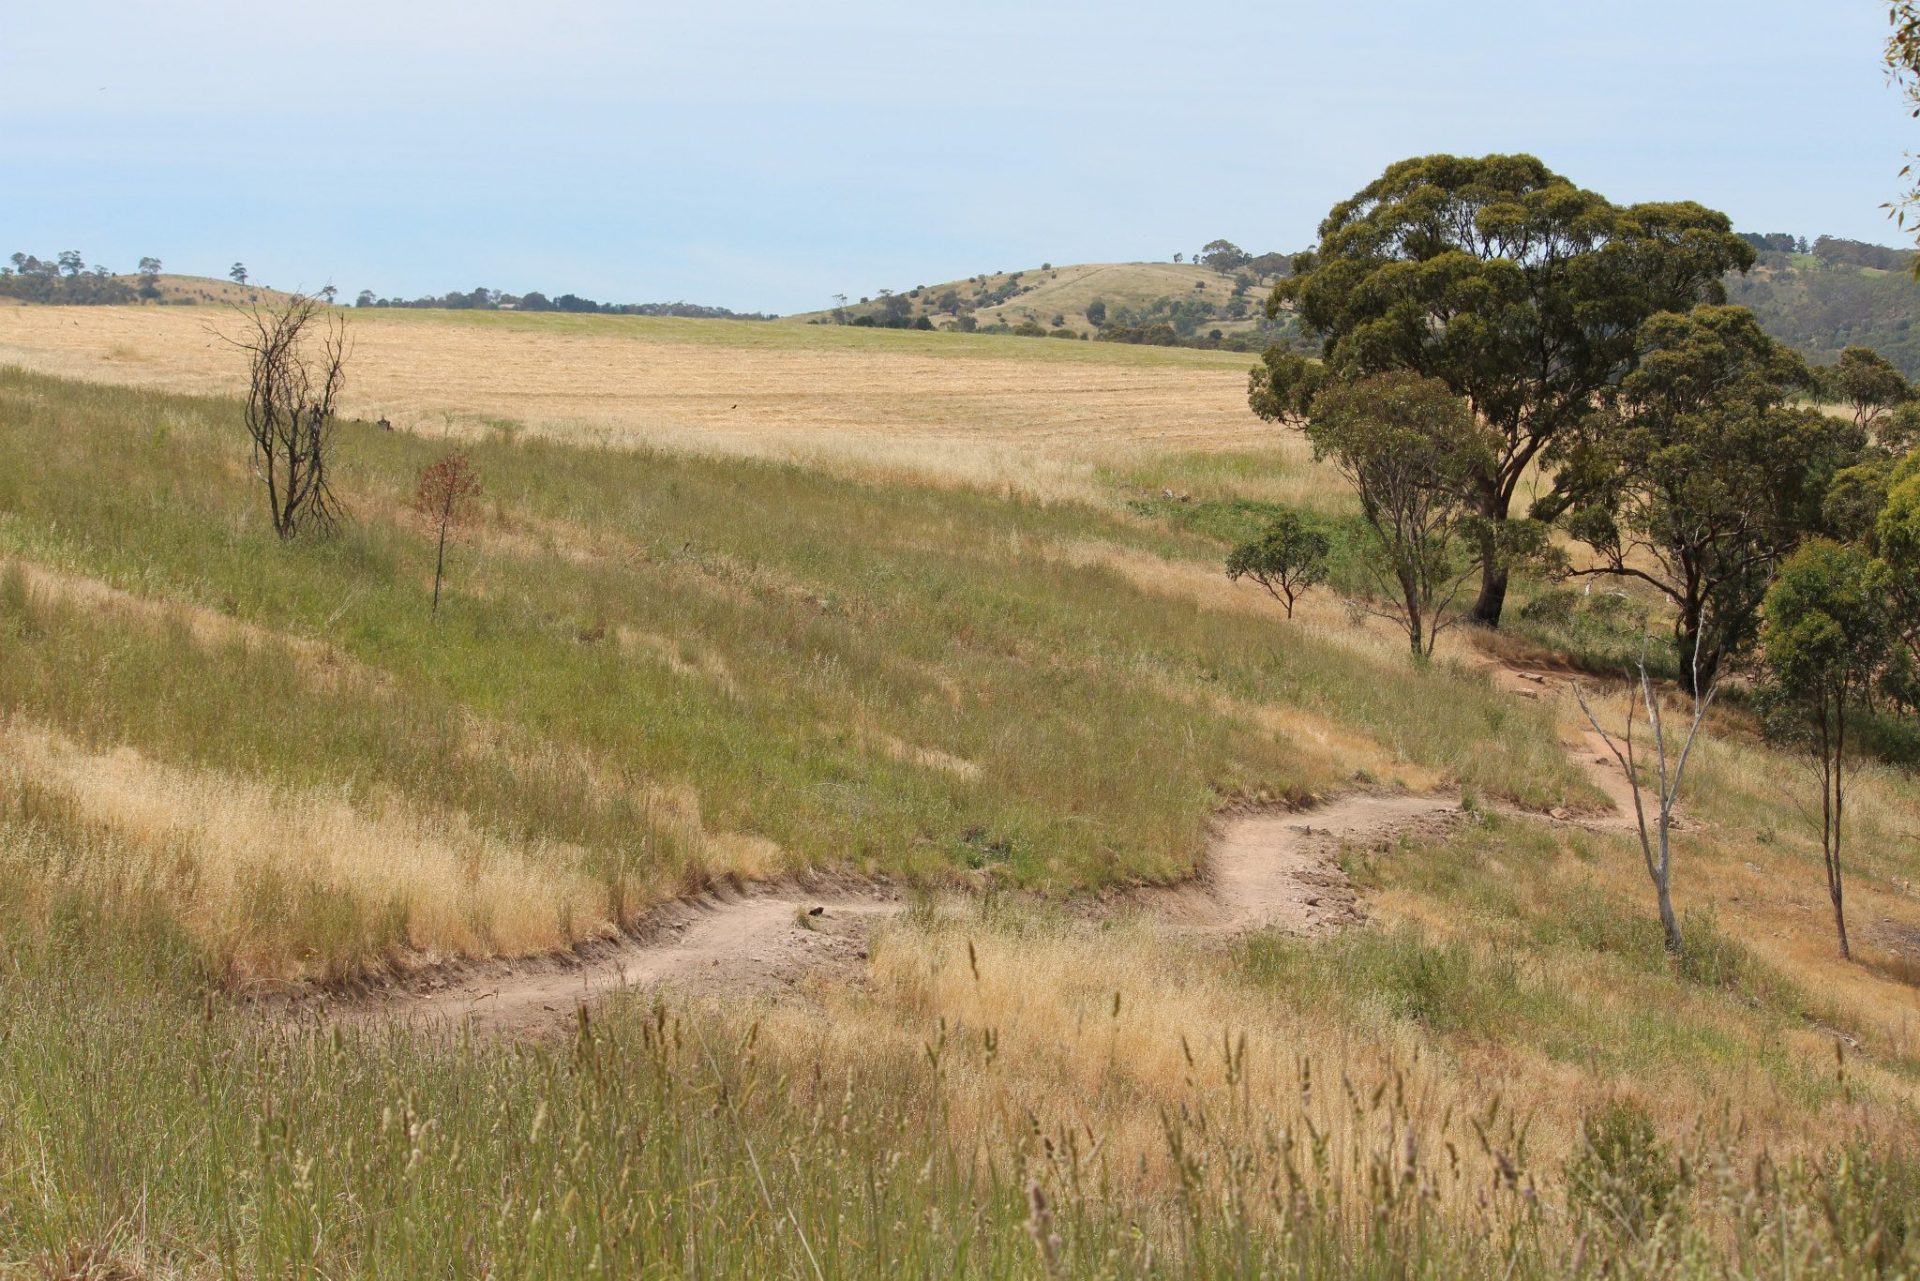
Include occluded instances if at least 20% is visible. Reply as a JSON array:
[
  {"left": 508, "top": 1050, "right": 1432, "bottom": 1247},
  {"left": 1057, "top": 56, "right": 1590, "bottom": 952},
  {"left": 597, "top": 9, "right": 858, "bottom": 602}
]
[{"left": 1251, "top": 154, "right": 1755, "bottom": 626}]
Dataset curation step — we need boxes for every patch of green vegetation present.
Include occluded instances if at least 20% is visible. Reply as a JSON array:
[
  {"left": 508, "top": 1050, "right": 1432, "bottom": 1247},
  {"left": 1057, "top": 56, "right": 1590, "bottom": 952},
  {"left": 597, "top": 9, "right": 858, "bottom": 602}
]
[
  {"left": 1505, "top": 583, "right": 1684, "bottom": 678},
  {"left": 1126, "top": 494, "right": 1384, "bottom": 598}
]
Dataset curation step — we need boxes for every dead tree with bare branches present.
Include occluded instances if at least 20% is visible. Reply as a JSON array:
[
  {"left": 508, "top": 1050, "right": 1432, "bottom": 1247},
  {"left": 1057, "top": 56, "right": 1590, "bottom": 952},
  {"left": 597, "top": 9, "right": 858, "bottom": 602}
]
[
  {"left": 229, "top": 294, "right": 349, "bottom": 538},
  {"left": 1572, "top": 630, "right": 1719, "bottom": 955}
]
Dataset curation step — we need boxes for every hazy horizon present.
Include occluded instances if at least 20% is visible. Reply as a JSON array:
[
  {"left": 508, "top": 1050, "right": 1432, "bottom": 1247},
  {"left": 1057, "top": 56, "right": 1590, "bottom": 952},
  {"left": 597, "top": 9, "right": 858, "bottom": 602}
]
[{"left": 4, "top": 1, "right": 1914, "bottom": 313}]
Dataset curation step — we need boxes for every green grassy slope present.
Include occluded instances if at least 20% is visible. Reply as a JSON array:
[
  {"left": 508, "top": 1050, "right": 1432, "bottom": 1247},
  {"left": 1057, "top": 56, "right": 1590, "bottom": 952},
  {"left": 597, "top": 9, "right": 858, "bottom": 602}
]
[{"left": 0, "top": 368, "right": 1581, "bottom": 979}]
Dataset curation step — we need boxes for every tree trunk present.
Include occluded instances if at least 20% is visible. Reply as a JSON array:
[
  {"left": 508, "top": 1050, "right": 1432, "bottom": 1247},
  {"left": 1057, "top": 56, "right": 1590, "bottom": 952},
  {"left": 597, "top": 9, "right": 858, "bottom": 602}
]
[
  {"left": 1830, "top": 710, "right": 1851, "bottom": 961},
  {"left": 432, "top": 521, "right": 448, "bottom": 618},
  {"left": 1656, "top": 881, "right": 1682, "bottom": 955},
  {"left": 1469, "top": 482, "right": 1511, "bottom": 628},
  {"left": 1471, "top": 560, "right": 1508, "bottom": 629},
  {"left": 1672, "top": 612, "right": 1723, "bottom": 698},
  {"left": 1400, "top": 568, "right": 1426, "bottom": 657}
]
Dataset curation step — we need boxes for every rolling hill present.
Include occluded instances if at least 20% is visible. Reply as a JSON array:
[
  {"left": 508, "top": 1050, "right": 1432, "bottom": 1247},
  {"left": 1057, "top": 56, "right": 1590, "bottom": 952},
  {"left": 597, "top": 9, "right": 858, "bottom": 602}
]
[
  {"left": 786, "top": 259, "right": 1291, "bottom": 341},
  {"left": 799, "top": 243, "right": 1920, "bottom": 372}
]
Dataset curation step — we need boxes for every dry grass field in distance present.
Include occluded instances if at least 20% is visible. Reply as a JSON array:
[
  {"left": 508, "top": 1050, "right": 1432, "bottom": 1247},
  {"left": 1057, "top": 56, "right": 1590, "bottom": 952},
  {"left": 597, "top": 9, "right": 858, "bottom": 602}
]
[{"left": 0, "top": 298, "right": 1290, "bottom": 500}]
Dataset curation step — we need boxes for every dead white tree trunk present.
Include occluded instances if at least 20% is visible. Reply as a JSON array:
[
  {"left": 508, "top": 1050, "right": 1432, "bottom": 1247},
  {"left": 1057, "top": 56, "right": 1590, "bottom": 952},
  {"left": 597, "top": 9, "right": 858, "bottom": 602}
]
[{"left": 1572, "top": 631, "right": 1718, "bottom": 955}]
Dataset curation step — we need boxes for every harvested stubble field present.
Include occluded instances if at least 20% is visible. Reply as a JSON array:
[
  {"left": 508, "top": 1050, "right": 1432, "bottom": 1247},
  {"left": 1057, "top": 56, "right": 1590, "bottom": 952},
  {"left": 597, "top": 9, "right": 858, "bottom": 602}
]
[
  {"left": 2, "top": 309, "right": 1920, "bottom": 1276},
  {"left": 0, "top": 303, "right": 1288, "bottom": 502}
]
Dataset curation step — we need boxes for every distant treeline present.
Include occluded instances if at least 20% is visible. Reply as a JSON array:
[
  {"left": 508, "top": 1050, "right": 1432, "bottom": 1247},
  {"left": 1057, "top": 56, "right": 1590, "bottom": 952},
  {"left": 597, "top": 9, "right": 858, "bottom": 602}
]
[
  {"left": 0, "top": 251, "right": 152, "bottom": 304},
  {"left": 354, "top": 287, "right": 775, "bottom": 320}
]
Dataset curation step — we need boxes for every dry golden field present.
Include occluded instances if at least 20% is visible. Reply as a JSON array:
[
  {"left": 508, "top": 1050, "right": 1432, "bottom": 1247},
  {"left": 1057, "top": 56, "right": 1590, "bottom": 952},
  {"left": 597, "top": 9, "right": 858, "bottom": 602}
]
[{"left": 0, "top": 301, "right": 1290, "bottom": 499}]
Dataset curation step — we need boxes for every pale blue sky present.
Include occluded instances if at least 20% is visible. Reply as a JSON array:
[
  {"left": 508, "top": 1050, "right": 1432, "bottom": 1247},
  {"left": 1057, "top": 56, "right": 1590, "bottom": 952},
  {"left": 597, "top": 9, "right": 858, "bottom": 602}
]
[{"left": 2, "top": 2, "right": 1910, "bottom": 313}]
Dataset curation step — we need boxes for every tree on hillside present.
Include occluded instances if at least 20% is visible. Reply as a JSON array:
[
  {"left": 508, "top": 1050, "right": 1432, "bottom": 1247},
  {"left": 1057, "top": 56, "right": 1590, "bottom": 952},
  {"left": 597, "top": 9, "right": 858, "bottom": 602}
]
[
  {"left": 1226, "top": 512, "right": 1329, "bottom": 619},
  {"left": 230, "top": 262, "right": 248, "bottom": 285},
  {"left": 414, "top": 452, "right": 483, "bottom": 618},
  {"left": 1823, "top": 458, "right": 1898, "bottom": 545},
  {"left": 1875, "top": 452, "right": 1920, "bottom": 688},
  {"left": 1573, "top": 630, "right": 1719, "bottom": 956},
  {"left": 1820, "top": 346, "right": 1913, "bottom": 437},
  {"left": 228, "top": 294, "right": 349, "bottom": 539},
  {"left": 136, "top": 256, "right": 162, "bottom": 300},
  {"left": 877, "top": 291, "right": 912, "bottom": 324},
  {"left": 1759, "top": 540, "right": 1904, "bottom": 961},
  {"left": 1199, "top": 239, "right": 1250, "bottom": 273},
  {"left": 1247, "top": 251, "right": 1291, "bottom": 282},
  {"left": 57, "top": 250, "right": 84, "bottom": 278},
  {"left": 1085, "top": 298, "right": 1106, "bottom": 327},
  {"left": 1258, "top": 153, "right": 1755, "bottom": 628},
  {"left": 1564, "top": 307, "right": 1858, "bottom": 692},
  {"left": 1304, "top": 372, "right": 1493, "bottom": 657}
]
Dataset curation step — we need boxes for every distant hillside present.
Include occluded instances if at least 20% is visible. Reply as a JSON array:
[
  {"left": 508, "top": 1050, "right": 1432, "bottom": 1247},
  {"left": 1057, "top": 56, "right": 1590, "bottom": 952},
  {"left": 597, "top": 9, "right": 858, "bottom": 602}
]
[
  {"left": 808, "top": 236, "right": 1920, "bottom": 372},
  {"left": 1728, "top": 236, "right": 1920, "bottom": 376},
  {"left": 133, "top": 274, "right": 292, "bottom": 307},
  {"left": 789, "top": 257, "right": 1305, "bottom": 350}
]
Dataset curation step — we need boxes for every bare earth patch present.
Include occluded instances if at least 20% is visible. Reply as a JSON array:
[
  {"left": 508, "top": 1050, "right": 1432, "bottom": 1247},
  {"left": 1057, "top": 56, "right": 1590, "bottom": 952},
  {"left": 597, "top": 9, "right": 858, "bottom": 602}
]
[{"left": 324, "top": 792, "right": 1464, "bottom": 1038}]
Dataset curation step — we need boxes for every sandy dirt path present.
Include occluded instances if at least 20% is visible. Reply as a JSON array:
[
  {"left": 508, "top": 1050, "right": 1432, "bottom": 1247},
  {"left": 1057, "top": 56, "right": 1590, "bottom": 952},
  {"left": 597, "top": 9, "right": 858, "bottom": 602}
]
[{"left": 324, "top": 793, "right": 1463, "bottom": 1039}]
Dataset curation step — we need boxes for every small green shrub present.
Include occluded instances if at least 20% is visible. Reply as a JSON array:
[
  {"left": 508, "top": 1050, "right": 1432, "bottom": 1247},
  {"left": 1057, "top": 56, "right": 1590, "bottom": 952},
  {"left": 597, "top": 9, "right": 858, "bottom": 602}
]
[{"left": 1563, "top": 1098, "right": 1686, "bottom": 1239}]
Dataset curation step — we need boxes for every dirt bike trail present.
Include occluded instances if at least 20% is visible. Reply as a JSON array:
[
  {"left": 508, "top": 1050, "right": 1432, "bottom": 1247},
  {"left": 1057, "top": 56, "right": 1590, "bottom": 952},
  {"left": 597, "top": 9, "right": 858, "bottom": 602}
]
[{"left": 322, "top": 793, "right": 1463, "bottom": 1039}]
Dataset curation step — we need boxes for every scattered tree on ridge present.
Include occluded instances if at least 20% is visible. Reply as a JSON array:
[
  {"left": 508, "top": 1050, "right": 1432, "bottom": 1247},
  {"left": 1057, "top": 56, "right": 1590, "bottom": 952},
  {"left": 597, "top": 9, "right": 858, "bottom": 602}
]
[
  {"left": 414, "top": 452, "right": 483, "bottom": 618},
  {"left": 230, "top": 262, "right": 248, "bottom": 285},
  {"left": 1225, "top": 512, "right": 1329, "bottom": 619},
  {"left": 1563, "top": 306, "right": 1859, "bottom": 691},
  {"left": 1199, "top": 239, "right": 1250, "bottom": 273},
  {"left": 229, "top": 294, "right": 349, "bottom": 539},
  {"left": 1256, "top": 153, "right": 1755, "bottom": 628}
]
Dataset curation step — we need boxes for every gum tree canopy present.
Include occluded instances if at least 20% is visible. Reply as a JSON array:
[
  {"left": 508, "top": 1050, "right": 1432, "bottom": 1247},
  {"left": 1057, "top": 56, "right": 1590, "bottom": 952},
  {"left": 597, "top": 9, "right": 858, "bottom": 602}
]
[{"left": 1256, "top": 154, "right": 1755, "bottom": 626}]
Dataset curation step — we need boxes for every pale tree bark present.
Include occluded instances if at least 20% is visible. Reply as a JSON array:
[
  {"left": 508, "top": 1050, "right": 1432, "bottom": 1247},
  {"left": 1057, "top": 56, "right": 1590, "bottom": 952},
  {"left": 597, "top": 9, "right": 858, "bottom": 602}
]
[{"left": 1573, "top": 631, "right": 1719, "bottom": 955}]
